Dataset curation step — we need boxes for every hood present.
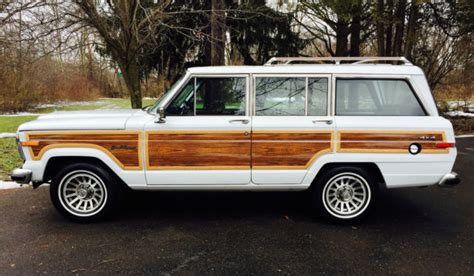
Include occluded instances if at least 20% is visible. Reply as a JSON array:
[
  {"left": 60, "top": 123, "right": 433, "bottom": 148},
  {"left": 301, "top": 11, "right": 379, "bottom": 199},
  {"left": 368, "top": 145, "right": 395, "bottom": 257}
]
[{"left": 18, "top": 109, "right": 143, "bottom": 131}]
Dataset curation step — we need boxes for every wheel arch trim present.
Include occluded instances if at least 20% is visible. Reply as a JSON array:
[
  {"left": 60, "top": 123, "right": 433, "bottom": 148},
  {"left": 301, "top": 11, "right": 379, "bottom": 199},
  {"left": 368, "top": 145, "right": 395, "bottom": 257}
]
[
  {"left": 305, "top": 160, "right": 386, "bottom": 190},
  {"left": 28, "top": 147, "right": 140, "bottom": 186}
]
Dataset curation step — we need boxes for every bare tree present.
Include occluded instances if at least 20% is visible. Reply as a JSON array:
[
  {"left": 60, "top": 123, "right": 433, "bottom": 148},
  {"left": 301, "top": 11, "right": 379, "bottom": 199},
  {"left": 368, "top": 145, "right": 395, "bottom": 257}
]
[
  {"left": 72, "top": 1, "right": 170, "bottom": 108},
  {"left": 297, "top": 0, "right": 372, "bottom": 57}
]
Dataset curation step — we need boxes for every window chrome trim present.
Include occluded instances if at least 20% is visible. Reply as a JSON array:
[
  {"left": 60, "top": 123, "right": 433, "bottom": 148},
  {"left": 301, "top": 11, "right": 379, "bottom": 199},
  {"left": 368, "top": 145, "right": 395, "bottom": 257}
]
[
  {"left": 248, "top": 74, "right": 253, "bottom": 117},
  {"left": 330, "top": 74, "right": 336, "bottom": 116},
  {"left": 304, "top": 77, "right": 309, "bottom": 116},
  {"left": 160, "top": 72, "right": 193, "bottom": 112},
  {"left": 193, "top": 77, "right": 197, "bottom": 116}
]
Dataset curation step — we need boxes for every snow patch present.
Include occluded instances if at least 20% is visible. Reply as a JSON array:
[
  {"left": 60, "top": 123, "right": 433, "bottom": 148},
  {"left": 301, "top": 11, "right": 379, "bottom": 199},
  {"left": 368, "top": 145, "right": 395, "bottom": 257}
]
[
  {"left": 445, "top": 111, "right": 474, "bottom": 117},
  {"left": 456, "top": 134, "right": 474, "bottom": 138},
  {"left": 0, "top": 133, "right": 16, "bottom": 138},
  {"left": 445, "top": 101, "right": 474, "bottom": 113},
  {"left": 0, "top": 181, "right": 29, "bottom": 190},
  {"left": 36, "top": 100, "right": 109, "bottom": 109},
  {"left": 0, "top": 112, "right": 40, "bottom": 116}
]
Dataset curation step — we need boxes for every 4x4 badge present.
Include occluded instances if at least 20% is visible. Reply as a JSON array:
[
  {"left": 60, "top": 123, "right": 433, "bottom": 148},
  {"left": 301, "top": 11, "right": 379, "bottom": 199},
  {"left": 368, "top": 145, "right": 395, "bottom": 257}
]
[{"left": 419, "top": 135, "right": 436, "bottom": 141}]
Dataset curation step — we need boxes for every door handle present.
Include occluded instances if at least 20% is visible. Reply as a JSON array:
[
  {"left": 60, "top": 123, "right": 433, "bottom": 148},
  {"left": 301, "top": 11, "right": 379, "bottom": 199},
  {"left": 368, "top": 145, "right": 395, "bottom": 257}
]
[
  {"left": 312, "top": 119, "right": 333, "bottom": 125},
  {"left": 229, "top": 119, "right": 249, "bottom": 124}
]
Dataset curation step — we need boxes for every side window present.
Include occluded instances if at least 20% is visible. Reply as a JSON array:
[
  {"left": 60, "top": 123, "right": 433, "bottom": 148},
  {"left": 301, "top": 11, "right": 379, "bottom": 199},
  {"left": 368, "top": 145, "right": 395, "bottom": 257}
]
[
  {"left": 255, "top": 77, "right": 328, "bottom": 116},
  {"left": 166, "top": 77, "right": 247, "bottom": 116},
  {"left": 336, "top": 79, "right": 426, "bottom": 116},
  {"left": 166, "top": 79, "right": 194, "bottom": 116},
  {"left": 255, "top": 77, "right": 306, "bottom": 116},
  {"left": 308, "top": 78, "right": 328, "bottom": 116},
  {"left": 196, "top": 77, "right": 246, "bottom": 115}
]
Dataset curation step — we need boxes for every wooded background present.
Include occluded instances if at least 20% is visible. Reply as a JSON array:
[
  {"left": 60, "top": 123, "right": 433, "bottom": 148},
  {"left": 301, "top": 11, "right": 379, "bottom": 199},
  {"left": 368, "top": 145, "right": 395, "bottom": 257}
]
[{"left": 0, "top": 0, "right": 472, "bottom": 112}]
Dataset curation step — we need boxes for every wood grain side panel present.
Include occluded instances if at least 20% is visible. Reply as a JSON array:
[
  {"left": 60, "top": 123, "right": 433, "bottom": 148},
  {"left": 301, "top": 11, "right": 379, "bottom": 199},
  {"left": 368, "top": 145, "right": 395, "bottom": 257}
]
[
  {"left": 337, "top": 131, "right": 448, "bottom": 153},
  {"left": 26, "top": 131, "right": 142, "bottom": 169},
  {"left": 27, "top": 133, "right": 138, "bottom": 141},
  {"left": 152, "top": 131, "right": 247, "bottom": 141},
  {"left": 252, "top": 131, "right": 333, "bottom": 169},
  {"left": 147, "top": 131, "right": 250, "bottom": 169},
  {"left": 340, "top": 132, "right": 444, "bottom": 142},
  {"left": 253, "top": 132, "right": 332, "bottom": 141},
  {"left": 252, "top": 141, "right": 331, "bottom": 168}
]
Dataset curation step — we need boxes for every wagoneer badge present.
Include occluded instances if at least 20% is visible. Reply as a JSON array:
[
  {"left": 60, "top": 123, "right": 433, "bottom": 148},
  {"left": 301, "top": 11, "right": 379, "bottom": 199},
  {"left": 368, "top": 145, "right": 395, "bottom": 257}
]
[{"left": 111, "top": 145, "right": 137, "bottom": 150}]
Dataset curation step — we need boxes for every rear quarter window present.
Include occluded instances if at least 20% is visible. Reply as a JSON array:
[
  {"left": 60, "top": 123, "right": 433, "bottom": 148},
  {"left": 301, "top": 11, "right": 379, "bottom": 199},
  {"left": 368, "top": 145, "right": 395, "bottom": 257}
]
[{"left": 336, "top": 79, "right": 426, "bottom": 116}]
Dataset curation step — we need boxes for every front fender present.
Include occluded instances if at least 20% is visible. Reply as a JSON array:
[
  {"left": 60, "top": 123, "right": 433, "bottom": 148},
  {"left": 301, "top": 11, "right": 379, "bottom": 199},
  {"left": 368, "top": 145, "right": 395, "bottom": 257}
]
[{"left": 22, "top": 147, "right": 146, "bottom": 186}]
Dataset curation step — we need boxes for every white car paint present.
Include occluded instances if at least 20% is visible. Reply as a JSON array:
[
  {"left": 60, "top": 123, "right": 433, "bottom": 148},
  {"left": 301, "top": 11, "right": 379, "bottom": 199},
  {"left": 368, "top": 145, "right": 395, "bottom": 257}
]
[
  {"left": 19, "top": 109, "right": 142, "bottom": 131},
  {"left": 15, "top": 62, "right": 457, "bottom": 191}
]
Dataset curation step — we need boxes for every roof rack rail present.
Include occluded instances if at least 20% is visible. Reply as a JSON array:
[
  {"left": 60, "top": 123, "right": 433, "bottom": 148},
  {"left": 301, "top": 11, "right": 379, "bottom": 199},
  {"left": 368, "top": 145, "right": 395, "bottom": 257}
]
[{"left": 264, "top": 56, "right": 412, "bottom": 65}]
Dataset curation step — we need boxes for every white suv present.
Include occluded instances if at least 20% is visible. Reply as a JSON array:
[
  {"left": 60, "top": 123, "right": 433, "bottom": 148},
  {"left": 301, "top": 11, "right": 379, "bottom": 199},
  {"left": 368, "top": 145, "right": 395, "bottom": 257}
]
[{"left": 11, "top": 57, "right": 460, "bottom": 223}]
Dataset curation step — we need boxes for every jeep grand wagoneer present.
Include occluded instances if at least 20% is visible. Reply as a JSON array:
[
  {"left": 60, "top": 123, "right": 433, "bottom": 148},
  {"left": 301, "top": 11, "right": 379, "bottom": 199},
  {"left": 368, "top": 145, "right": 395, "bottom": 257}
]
[{"left": 11, "top": 57, "right": 460, "bottom": 223}]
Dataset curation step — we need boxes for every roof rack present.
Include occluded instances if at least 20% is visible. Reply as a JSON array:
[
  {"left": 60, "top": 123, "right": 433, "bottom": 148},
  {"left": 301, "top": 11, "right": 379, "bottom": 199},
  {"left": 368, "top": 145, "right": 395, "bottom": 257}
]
[{"left": 264, "top": 56, "right": 412, "bottom": 65}]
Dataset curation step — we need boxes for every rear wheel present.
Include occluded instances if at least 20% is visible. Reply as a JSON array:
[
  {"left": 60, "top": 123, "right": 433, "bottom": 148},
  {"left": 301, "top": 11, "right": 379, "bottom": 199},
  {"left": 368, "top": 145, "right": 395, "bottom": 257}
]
[
  {"left": 312, "top": 166, "right": 376, "bottom": 223},
  {"left": 50, "top": 163, "right": 119, "bottom": 223}
]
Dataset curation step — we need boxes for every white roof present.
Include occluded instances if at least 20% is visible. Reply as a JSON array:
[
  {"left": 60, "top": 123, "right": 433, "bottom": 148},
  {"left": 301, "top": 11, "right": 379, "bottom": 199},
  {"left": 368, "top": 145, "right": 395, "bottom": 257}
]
[{"left": 187, "top": 64, "right": 425, "bottom": 76}]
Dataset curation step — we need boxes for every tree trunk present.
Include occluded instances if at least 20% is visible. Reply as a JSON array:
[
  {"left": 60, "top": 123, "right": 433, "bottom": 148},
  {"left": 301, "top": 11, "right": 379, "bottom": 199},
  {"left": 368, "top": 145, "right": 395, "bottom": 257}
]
[
  {"left": 202, "top": 0, "right": 226, "bottom": 112},
  {"left": 376, "top": 0, "right": 385, "bottom": 56},
  {"left": 350, "top": 5, "right": 361, "bottom": 57},
  {"left": 385, "top": 0, "right": 394, "bottom": 56},
  {"left": 120, "top": 60, "right": 142, "bottom": 109},
  {"left": 335, "top": 22, "right": 349, "bottom": 56},
  {"left": 211, "top": 0, "right": 225, "bottom": 66},
  {"left": 404, "top": 1, "right": 418, "bottom": 60},
  {"left": 393, "top": 0, "right": 407, "bottom": 56},
  {"left": 205, "top": 0, "right": 225, "bottom": 66}
]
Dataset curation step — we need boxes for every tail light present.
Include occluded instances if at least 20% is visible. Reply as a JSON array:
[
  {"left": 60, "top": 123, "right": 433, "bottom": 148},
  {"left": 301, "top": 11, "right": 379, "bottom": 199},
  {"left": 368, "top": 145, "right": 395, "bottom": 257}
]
[{"left": 435, "top": 142, "right": 456, "bottom": 148}]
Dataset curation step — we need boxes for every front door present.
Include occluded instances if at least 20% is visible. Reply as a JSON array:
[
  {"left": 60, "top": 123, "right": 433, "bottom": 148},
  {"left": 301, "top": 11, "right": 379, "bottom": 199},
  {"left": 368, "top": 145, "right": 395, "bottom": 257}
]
[
  {"left": 145, "top": 75, "right": 251, "bottom": 185},
  {"left": 251, "top": 75, "right": 335, "bottom": 184}
]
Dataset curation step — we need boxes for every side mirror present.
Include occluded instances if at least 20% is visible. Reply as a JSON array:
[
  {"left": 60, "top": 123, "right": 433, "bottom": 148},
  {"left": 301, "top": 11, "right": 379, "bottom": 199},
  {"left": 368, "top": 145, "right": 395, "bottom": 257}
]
[{"left": 155, "top": 107, "right": 166, "bottom": 124}]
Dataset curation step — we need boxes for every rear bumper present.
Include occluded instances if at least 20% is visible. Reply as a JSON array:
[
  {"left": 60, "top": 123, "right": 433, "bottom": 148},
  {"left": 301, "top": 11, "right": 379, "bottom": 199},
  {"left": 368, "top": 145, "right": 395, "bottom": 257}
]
[
  {"left": 438, "top": 172, "right": 460, "bottom": 187},
  {"left": 10, "top": 168, "right": 32, "bottom": 184}
]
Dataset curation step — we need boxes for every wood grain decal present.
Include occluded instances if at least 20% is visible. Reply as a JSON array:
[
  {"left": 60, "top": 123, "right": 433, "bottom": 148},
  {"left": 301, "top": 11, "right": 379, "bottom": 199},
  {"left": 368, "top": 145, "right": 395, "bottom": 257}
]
[
  {"left": 252, "top": 131, "right": 333, "bottom": 169},
  {"left": 25, "top": 131, "right": 142, "bottom": 170},
  {"left": 147, "top": 130, "right": 250, "bottom": 170},
  {"left": 337, "top": 130, "right": 448, "bottom": 153}
]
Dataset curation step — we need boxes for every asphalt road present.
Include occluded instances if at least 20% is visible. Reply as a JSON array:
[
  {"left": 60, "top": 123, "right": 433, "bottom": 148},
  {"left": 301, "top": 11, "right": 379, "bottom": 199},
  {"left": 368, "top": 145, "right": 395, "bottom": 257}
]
[{"left": 1, "top": 138, "right": 473, "bottom": 275}]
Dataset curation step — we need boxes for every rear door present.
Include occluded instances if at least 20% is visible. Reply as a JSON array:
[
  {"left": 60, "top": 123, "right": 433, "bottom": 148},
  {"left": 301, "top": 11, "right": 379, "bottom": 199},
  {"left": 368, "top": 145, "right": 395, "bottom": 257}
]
[
  {"left": 251, "top": 74, "right": 335, "bottom": 184},
  {"left": 145, "top": 75, "right": 251, "bottom": 185}
]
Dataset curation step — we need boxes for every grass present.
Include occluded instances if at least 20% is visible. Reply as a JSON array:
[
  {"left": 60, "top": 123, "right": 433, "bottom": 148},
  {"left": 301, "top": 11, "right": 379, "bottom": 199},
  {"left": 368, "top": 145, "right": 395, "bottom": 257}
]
[
  {"left": 0, "top": 116, "right": 39, "bottom": 133},
  {"left": 0, "top": 139, "right": 23, "bottom": 180},
  {"left": 0, "top": 97, "right": 157, "bottom": 180}
]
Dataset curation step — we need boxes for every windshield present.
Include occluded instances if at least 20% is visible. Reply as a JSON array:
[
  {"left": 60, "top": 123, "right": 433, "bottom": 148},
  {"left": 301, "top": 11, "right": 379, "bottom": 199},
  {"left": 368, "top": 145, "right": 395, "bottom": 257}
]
[{"left": 149, "top": 75, "right": 186, "bottom": 113}]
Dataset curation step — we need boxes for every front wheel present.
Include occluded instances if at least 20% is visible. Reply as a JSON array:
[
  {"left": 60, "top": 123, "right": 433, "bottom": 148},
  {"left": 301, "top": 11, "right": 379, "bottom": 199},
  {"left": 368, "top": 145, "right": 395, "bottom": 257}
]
[
  {"left": 312, "top": 167, "right": 376, "bottom": 223},
  {"left": 50, "top": 163, "right": 119, "bottom": 223}
]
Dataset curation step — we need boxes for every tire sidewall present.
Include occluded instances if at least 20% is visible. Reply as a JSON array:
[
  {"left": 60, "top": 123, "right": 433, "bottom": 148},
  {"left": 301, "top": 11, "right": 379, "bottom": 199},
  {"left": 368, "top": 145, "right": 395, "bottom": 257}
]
[{"left": 50, "top": 163, "right": 117, "bottom": 223}]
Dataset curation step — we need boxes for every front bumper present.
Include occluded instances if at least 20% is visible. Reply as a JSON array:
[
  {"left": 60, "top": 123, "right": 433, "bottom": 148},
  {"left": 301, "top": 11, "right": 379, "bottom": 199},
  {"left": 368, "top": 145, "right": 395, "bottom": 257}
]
[
  {"left": 438, "top": 172, "right": 460, "bottom": 187},
  {"left": 10, "top": 168, "right": 32, "bottom": 184}
]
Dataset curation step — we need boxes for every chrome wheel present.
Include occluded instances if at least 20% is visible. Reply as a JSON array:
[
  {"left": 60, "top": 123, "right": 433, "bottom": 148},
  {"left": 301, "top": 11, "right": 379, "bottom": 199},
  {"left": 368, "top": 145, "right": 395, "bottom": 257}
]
[
  {"left": 58, "top": 170, "right": 108, "bottom": 217},
  {"left": 322, "top": 172, "right": 371, "bottom": 219}
]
